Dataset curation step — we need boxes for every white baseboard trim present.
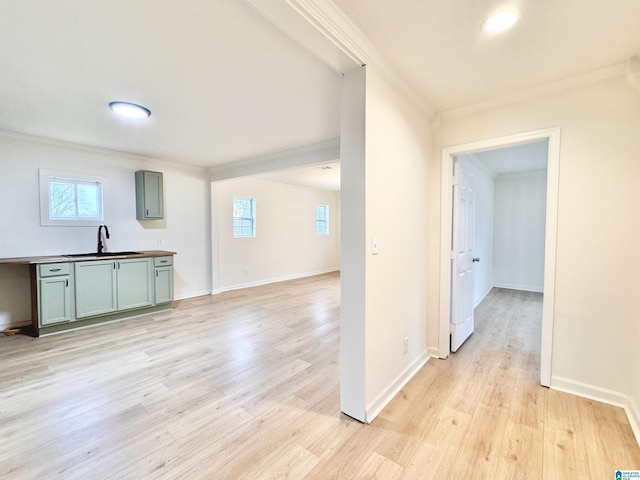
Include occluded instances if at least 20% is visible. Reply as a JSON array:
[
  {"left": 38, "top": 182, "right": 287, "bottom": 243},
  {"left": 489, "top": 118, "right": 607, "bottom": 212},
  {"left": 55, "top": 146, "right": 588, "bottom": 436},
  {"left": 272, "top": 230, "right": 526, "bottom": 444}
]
[
  {"left": 551, "top": 375, "right": 640, "bottom": 446},
  {"left": 365, "top": 352, "right": 429, "bottom": 423},
  {"left": 551, "top": 375, "right": 627, "bottom": 408},
  {"left": 626, "top": 395, "right": 640, "bottom": 448},
  {"left": 493, "top": 282, "right": 544, "bottom": 293},
  {"left": 175, "top": 290, "right": 212, "bottom": 301},
  {"left": 214, "top": 268, "right": 340, "bottom": 294}
]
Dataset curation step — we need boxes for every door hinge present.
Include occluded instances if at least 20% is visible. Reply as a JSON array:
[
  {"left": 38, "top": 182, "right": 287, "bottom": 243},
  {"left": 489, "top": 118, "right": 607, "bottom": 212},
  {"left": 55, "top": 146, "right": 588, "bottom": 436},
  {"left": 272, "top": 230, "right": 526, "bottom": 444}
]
[
  {"left": 452, "top": 175, "right": 459, "bottom": 186},
  {"left": 450, "top": 250, "right": 456, "bottom": 260},
  {"left": 449, "top": 323, "right": 456, "bottom": 334}
]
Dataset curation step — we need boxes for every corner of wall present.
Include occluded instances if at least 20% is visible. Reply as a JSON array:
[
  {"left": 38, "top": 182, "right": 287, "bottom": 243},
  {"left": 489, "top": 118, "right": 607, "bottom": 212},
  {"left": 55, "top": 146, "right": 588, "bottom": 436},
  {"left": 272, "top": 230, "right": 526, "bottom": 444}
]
[
  {"left": 365, "top": 352, "right": 429, "bottom": 423},
  {"left": 627, "top": 393, "right": 640, "bottom": 448}
]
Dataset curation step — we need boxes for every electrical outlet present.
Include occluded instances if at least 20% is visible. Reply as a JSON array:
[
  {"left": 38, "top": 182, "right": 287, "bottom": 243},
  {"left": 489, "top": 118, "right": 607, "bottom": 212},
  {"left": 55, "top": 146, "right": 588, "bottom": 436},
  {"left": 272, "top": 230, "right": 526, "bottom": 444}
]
[
  {"left": 158, "top": 237, "right": 165, "bottom": 247},
  {"left": 403, "top": 336, "right": 409, "bottom": 354}
]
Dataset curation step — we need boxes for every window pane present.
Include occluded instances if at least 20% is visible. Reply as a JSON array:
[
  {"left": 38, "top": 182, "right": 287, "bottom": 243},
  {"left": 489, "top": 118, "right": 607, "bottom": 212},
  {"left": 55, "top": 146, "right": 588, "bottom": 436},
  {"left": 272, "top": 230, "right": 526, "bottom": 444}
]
[
  {"left": 233, "top": 197, "right": 256, "bottom": 237},
  {"left": 77, "top": 183, "right": 100, "bottom": 217},
  {"left": 50, "top": 181, "right": 76, "bottom": 219},
  {"left": 316, "top": 205, "right": 329, "bottom": 235}
]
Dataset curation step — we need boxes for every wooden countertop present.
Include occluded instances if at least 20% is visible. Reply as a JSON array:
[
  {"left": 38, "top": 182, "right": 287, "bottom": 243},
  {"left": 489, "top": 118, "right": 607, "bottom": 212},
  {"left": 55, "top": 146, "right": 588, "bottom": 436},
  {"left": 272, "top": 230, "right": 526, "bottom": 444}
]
[{"left": 0, "top": 250, "right": 176, "bottom": 265}]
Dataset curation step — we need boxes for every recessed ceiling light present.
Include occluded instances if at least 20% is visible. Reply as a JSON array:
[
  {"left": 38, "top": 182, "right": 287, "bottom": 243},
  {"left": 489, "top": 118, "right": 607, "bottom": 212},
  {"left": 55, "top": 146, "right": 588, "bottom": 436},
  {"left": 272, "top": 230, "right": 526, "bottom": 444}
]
[
  {"left": 109, "top": 101, "right": 151, "bottom": 119},
  {"left": 483, "top": 11, "right": 519, "bottom": 33}
]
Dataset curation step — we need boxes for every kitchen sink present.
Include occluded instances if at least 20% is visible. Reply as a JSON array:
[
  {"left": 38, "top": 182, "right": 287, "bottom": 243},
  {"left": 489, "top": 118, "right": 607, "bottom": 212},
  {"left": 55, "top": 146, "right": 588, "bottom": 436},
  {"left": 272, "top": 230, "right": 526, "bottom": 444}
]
[{"left": 64, "top": 251, "right": 141, "bottom": 258}]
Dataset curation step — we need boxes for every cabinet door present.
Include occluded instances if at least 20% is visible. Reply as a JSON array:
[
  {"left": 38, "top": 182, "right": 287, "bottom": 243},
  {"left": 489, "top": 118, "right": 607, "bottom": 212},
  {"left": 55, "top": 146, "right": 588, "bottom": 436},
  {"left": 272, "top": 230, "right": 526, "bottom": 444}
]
[
  {"left": 154, "top": 266, "right": 174, "bottom": 304},
  {"left": 39, "top": 276, "right": 73, "bottom": 325},
  {"left": 136, "top": 170, "right": 164, "bottom": 219},
  {"left": 117, "top": 258, "right": 153, "bottom": 310},
  {"left": 75, "top": 261, "right": 117, "bottom": 318}
]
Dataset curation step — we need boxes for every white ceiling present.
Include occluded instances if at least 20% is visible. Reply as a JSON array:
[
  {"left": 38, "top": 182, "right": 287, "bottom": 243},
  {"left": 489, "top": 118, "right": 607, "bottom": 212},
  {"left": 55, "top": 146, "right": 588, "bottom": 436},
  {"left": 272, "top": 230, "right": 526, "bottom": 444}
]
[
  {"left": 334, "top": 0, "right": 640, "bottom": 112},
  {"left": 1, "top": 0, "right": 639, "bottom": 188},
  {"left": 260, "top": 162, "right": 341, "bottom": 190},
  {"left": 0, "top": 0, "right": 341, "bottom": 167}
]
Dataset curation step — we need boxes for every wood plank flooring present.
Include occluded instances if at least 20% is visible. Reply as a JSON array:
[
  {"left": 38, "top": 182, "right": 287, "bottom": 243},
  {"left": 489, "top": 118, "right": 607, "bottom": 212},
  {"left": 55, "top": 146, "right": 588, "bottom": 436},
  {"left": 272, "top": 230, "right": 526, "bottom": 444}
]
[{"left": 1, "top": 275, "right": 638, "bottom": 479}]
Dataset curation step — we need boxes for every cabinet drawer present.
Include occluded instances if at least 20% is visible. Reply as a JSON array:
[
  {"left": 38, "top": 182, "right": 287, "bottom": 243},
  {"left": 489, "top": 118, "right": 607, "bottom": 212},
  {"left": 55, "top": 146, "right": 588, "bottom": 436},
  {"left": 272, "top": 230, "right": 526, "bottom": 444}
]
[
  {"left": 39, "top": 263, "right": 70, "bottom": 277},
  {"left": 154, "top": 256, "right": 173, "bottom": 267}
]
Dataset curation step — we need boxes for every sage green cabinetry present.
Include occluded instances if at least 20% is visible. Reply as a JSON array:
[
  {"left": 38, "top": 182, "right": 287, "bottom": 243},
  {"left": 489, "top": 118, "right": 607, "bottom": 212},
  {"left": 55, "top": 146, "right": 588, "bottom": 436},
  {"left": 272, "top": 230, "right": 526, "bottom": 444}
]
[
  {"left": 38, "top": 263, "right": 74, "bottom": 326},
  {"left": 75, "top": 260, "right": 117, "bottom": 318},
  {"left": 135, "top": 170, "right": 164, "bottom": 220},
  {"left": 153, "top": 256, "right": 174, "bottom": 304},
  {"left": 30, "top": 252, "right": 174, "bottom": 336},
  {"left": 75, "top": 258, "right": 153, "bottom": 318},
  {"left": 117, "top": 258, "right": 154, "bottom": 310}
]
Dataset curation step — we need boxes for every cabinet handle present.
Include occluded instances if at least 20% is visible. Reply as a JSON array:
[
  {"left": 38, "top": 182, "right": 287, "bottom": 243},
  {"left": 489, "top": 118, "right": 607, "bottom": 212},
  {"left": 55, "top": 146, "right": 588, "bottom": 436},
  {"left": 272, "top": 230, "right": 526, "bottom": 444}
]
[
  {"left": 160, "top": 260, "right": 167, "bottom": 263},
  {"left": 156, "top": 270, "right": 158, "bottom": 277},
  {"left": 66, "top": 279, "right": 68, "bottom": 287},
  {"left": 50, "top": 268, "right": 61, "bottom": 272},
  {"left": 146, "top": 209, "right": 149, "bottom": 216},
  {"left": 113, "top": 262, "right": 116, "bottom": 269}
]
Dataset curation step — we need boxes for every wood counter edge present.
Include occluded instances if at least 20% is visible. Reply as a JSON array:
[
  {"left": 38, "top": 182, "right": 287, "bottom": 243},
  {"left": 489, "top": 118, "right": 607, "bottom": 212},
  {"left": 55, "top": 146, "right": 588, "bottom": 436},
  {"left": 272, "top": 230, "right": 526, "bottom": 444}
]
[{"left": 0, "top": 250, "right": 177, "bottom": 265}]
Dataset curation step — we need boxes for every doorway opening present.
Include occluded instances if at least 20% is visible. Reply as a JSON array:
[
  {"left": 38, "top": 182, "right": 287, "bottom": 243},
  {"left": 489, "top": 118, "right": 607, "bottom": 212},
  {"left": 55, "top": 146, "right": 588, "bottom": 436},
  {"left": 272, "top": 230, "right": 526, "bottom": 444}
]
[{"left": 439, "top": 128, "right": 560, "bottom": 386}]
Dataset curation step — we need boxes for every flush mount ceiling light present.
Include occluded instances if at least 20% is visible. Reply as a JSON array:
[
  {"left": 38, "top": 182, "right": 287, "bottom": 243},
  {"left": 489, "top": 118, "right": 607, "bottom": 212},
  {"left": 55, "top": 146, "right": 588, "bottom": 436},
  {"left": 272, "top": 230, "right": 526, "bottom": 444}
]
[
  {"left": 108, "top": 101, "right": 151, "bottom": 119},
  {"left": 483, "top": 10, "right": 519, "bottom": 33}
]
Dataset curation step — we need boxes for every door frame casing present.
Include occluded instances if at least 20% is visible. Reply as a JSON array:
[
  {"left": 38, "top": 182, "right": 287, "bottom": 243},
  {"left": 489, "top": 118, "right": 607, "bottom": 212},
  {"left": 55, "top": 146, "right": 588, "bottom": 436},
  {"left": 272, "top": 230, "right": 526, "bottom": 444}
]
[{"left": 439, "top": 128, "right": 560, "bottom": 387}]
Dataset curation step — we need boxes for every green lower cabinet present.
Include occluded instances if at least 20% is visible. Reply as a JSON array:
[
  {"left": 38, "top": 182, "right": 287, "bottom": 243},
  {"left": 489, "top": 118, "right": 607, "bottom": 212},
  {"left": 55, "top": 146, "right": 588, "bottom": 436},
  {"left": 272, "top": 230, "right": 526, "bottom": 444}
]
[
  {"left": 75, "top": 258, "right": 154, "bottom": 317},
  {"left": 154, "top": 266, "right": 174, "bottom": 304},
  {"left": 39, "top": 274, "right": 74, "bottom": 326},
  {"left": 117, "top": 258, "right": 153, "bottom": 310},
  {"left": 75, "top": 260, "right": 117, "bottom": 318},
  {"left": 33, "top": 254, "right": 174, "bottom": 335},
  {"left": 153, "top": 256, "right": 174, "bottom": 304}
]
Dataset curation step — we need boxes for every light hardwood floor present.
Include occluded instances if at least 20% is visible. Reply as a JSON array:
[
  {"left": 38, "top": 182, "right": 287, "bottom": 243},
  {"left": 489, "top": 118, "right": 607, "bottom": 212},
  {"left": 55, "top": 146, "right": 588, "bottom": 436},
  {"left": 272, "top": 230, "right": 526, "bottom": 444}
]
[{"left": 1, "top": 273, "right": 638, "bottom": 479}]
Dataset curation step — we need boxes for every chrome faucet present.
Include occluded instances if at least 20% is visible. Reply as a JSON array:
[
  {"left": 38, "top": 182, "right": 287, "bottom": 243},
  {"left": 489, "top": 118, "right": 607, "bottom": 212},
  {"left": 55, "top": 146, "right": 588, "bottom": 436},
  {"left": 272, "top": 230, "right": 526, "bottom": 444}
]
[{"left": 97, "top": 225, "right": 110, "bottom": 254}]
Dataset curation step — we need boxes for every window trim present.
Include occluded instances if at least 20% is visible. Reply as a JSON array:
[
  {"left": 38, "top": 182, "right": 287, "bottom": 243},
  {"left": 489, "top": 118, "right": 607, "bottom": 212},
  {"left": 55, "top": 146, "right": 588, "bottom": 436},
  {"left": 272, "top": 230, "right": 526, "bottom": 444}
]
[
  {"left": 39, "top": 169, "right": 107, "bottom": 227},
  {"left": 233, "top": 196, "right": 256, "bottom": 238},
  {"left": 316, "top": 204, "right": 329, "bottom": 236}
]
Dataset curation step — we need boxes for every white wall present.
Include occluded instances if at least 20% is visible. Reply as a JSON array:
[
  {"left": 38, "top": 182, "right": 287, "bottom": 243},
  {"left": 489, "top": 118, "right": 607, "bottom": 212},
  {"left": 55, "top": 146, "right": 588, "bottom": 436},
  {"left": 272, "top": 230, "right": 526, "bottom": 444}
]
[
  {"left": 493, "top": 170, "right": 547, "bottom": 292},
  {"left": 212, "top": 176, "right": 339, "bottom": 291},
  {"left": 430, "top": 77, "right": 640, "bottom": 404},
  {"left": 341, "top": 66, "right": 431, "bottom": 422},
  {"left": 0, "top": 133, "right": 211, "bottom": 329}
]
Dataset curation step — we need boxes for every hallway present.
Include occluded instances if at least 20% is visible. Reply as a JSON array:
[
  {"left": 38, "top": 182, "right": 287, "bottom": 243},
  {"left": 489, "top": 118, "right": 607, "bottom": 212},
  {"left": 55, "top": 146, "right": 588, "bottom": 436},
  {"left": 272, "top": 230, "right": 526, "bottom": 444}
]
[{"left": 372, "top": 288, "right": 640, "bottom": 479}]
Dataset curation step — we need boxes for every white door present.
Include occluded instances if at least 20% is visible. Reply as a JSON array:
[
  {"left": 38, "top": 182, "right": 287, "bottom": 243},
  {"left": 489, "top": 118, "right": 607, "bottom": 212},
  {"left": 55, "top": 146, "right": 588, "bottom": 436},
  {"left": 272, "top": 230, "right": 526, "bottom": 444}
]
[{"left": 451, "top": 157, "right": 476, "bottom": 352}]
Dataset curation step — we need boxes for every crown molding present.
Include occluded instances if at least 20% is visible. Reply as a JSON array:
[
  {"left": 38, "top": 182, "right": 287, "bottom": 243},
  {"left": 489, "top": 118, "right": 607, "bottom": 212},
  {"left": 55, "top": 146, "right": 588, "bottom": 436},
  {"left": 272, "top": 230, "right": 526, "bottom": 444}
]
[
  {"left": 0, "top": 130, "right": 207, "bottom": 173},
  {"left": 289, "top": 0, "right": 435, "bottom": 118},
  {"left": 207, "top": 138, "right": 340, "bottom": 182},
  {"left": 439, "top": 62, "right": 628, "bottom": 121}
]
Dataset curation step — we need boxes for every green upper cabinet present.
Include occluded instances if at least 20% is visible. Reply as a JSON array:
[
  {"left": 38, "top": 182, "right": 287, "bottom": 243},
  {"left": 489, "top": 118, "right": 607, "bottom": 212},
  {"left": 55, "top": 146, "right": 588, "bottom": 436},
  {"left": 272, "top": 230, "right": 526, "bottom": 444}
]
[{"left": 135, "top": 170, "right": 164, "bottom": 220}]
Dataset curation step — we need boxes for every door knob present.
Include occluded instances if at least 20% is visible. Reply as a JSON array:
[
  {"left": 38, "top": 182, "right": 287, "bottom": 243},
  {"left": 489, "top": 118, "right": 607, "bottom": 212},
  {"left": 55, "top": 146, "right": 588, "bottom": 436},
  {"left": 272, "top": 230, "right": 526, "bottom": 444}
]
[{"left": 473, "top": 257, "right": 480, "bottom": 263}]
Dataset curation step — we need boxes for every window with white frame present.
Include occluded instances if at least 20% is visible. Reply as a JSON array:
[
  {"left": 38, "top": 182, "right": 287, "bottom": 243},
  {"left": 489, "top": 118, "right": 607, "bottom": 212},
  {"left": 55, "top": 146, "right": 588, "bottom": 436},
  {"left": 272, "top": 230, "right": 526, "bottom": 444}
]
[
  {"left": 39, "top": 169, "right": 105, "bottom": 226},
  {"left": 233, "top": 197, "right": 256, "bottom": 237},
  {"left": 316, "top": 205, "right": 329, "bottom": 235}
]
